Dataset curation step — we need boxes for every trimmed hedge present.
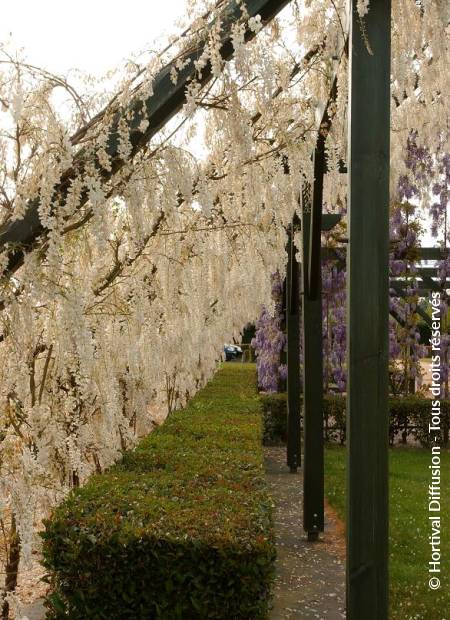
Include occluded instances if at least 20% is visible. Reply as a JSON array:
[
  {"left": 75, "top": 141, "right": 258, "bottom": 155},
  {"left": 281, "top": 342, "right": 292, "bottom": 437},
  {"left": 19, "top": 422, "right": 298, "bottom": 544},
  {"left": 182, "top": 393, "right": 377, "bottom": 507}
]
[
  {"left": 260, "top": 393, "right": 289, "bottom": 445},
  {"left": 260, "top": 393, "right": 345, "bottom": 445},
  {"left": 42, "top": 364, "right": 275, "bottom": 619},
  {"left": 261, "top": 392, "right": 450, "bottom": 447},
  {"left": 389, "top": 396, "right": 450, "bottom": 446}
]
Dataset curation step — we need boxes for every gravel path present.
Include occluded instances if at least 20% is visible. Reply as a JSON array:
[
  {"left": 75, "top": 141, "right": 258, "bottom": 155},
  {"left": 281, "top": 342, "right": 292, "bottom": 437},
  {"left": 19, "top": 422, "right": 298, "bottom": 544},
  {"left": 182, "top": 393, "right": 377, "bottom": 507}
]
[
  {"left": 20, "top": 600, "right": 45, "bottom": 620},
  {"left": 266, "top": 446, "right": 346, "bottom": 619}
]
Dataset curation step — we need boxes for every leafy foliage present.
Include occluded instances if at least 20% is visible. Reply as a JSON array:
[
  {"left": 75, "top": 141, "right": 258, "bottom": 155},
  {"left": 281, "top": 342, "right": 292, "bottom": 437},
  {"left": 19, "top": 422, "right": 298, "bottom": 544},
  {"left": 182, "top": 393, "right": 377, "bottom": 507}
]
[
  {"left": 0, "top": 0, "right": 447, "bottom": 605},
  {"left": 261, "top": 393, "right": 450, "bottom": 447},
  {"left": 41, "top": 364, "right": 275, "bottom": 619},
  {"left": 389, "top": 396, "right": 450, "bottom": 447}
]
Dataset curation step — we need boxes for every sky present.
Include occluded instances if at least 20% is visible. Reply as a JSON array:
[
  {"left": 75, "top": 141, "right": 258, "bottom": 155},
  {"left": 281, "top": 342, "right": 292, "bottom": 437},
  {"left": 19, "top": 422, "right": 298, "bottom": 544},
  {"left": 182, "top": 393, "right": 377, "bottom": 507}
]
[
  {"left": 0, "top": 0, "right": 206, "bottom": 152},
  {"left": 0, "top": 0, "right": 190, "bottom": 77}
]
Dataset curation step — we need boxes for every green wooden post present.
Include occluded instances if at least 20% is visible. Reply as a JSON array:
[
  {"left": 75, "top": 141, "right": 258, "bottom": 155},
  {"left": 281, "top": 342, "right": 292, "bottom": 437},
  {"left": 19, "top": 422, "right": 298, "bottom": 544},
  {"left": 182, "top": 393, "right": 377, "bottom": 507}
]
[
  {"left": 347, "top": 1, "right": 391, "bottom": 618},
  {"left": 279, "top": 278, "right": 288, "bottom": 393},
  {"left": 301, "top": 187, "right": 324, "bottom": 540},
  {"left": 286, "top": 220, "right": 301, "bottom": 473}
]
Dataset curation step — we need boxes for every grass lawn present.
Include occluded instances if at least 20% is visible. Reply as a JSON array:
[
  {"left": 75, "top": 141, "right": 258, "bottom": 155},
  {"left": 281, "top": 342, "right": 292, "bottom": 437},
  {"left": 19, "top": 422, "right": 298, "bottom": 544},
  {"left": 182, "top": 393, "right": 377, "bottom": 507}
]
[{"left": 325, "top": 445, "right": 449, "bottom": 620}]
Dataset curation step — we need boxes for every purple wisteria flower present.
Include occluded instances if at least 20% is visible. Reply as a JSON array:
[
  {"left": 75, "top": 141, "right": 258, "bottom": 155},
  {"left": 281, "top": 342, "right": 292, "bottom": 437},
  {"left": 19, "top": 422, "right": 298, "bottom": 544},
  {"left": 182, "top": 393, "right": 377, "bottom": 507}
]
[{"left": 253, "top": 133, "right": 449, "bottom": 396}]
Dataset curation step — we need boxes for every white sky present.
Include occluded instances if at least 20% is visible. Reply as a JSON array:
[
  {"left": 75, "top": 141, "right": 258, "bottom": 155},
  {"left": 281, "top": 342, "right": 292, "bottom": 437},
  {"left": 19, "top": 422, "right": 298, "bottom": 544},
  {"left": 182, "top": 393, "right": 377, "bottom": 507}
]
[{"left": 0, "top": 0, "right": 189, "bottom": 77}]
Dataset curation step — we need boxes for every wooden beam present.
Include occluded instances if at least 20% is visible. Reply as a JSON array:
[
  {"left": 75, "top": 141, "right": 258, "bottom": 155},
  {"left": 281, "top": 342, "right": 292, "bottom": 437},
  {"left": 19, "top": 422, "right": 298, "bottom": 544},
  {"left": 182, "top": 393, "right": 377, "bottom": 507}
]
[
  {"left": 307, "top": 71, "right": 343, "bottom": 300},
  {"left": 301, "top": 187, "right": 324, "bottom": 540},
  {"left": 0, "top": 0, "right": 291, "bottom": 274},
  {"left": 324, "top": 240, "right": 450, "bottom": 264},
  {"left": 416, "top": 247, "right": 449, "bottom": 261},
  {"left": 321, "top": 213, "right": 343, "bottom": 231},
  {"left": 307, "top": 134, "right": 326, "bottom": 300},
  {"left": 416, "top": 267, "right": 446, "bottom": 277},
  {"left": 389, "top": 282, "right": 433, "bottom": 326},
  {"left": 293, "top": 213, "right": 342, "bottom": 232},
  {"left": 392, "top": 287, "right": 441, "bottom": 298},
  {"left": 286, "top": 217, "right": 301, "bottom": 473},
  {"left": 347, "top": 1, "right": 391, "bottom": 617},
  {"left": 300, "top": 25, "right": 346, "bottom": 534}
]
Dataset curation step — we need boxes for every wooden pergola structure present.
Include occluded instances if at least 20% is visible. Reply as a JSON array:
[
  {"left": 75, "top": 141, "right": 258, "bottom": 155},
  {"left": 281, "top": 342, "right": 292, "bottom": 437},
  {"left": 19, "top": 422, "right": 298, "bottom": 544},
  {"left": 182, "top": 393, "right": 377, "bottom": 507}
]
[{"left": 0, "top": 1, "right": 393, "bottom": 617}]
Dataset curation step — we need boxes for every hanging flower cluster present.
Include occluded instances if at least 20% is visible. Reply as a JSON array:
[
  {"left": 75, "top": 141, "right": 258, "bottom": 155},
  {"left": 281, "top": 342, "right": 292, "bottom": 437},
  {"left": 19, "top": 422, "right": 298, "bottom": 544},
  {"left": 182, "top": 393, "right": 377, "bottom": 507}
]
[
  {"left": 251, "top": 273, "right": 286, "bottom": 392},
  {"left": 322, "top": 256, "right": 347, "bottom": 392},
  {"left": 0, "top": 0, "right": 447, "bottom": 611},
  {"left": 254, "top": 127, "right": 449, "bottom": 395}
]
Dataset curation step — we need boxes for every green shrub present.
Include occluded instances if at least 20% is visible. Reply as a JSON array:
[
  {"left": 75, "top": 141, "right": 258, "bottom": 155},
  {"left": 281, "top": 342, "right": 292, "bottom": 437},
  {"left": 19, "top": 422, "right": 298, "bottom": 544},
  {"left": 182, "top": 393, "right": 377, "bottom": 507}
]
[
  {"left": 389, "top": 396, "right": 450, "bottom": 447},
  {"left": 41, "top": 364, "right": 275, "bottom": 619},
  {"left": 260, "top": 393, "right": 288, "bottom": 444},
  {"left": 260, "top": 393, "right": 347, "bottom": 445},
  {"left": 261, "top": 392, "right": 449, "bottom": 447}
]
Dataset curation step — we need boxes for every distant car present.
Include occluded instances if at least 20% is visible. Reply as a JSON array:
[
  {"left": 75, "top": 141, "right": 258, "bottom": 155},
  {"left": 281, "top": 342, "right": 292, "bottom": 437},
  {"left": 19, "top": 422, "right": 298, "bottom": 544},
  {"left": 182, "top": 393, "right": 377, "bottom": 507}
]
[{"left": 224, "top": 344, "right": 243, "bottom": 361}]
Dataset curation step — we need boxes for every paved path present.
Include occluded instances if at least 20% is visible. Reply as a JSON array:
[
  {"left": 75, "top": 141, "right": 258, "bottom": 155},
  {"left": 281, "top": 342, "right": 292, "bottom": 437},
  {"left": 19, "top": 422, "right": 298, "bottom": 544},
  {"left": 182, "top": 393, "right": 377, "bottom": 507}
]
[
  {"left": 21, "top": 600, "right": 45, "bottom": 620},
  {"left": 266, "top": 447, "right": 346, "bottom": 619}
]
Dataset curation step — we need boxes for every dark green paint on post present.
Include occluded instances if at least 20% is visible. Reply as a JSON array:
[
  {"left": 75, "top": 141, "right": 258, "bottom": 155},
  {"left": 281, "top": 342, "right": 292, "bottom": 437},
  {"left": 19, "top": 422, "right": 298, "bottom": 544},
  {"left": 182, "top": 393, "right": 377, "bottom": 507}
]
[
  {"left": 346, "top": 1, "right": 391, "bottom": 618},
  {"left": 301, "top": 188, "right": 324, "bottom": 537},
  {"left": 286, "top": 219, "right": 301, "bottom": 472}
]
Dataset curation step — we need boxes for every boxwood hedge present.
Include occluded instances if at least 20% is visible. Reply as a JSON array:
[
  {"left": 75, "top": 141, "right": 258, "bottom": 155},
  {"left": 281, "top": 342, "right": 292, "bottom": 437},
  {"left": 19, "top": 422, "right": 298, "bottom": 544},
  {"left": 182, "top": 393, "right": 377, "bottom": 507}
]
[
  {"left": 41, "top": 364, "right": 275, "bottom": 619},
  {"left": 261, "top": 392, "right": 450, "bottom": 447}
]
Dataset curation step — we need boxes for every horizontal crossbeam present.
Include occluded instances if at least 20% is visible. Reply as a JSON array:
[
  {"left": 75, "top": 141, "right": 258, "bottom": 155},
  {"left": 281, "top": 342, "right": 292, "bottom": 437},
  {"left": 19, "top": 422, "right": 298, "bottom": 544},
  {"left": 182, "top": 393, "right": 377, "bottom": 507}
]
[
  {"left": 293, "top": 213, "right": 342, "bottom": 232},
  {"left": 0, "top": 0, "right": 291, "bottom": 274},
  {"left": 324, "top": 246, "right": 450, "bottom": 267},
  {"left": 416, "top": 247, "right": 449, "bottom": 261}
]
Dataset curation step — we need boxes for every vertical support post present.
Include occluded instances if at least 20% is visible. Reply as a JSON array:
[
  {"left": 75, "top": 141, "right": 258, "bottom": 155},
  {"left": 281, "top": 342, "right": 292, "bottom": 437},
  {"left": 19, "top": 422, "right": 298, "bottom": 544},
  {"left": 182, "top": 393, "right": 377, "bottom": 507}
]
[
  {"left": 347, "top": 1, "right": 391, "bottom": 618},
  {"left": 280, "top": 279, "right": 287, "bottom": 393},
  {"left": 308, "top": 135, "right": 326, "bottom": 301},
  {"left": 302, "top": 186, "right": 324, "bottom": 541},
  {"left": 286, "top": 220, "right": 301, "bottom": 473}
]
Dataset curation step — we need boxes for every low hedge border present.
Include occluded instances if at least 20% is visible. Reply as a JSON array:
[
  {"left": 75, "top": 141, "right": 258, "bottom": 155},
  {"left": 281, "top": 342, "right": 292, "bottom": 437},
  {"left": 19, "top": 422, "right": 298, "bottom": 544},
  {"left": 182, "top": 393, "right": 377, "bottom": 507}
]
[
  {"left": 42, "top": 364, "right": 275, "bottom": 619},
  {"left": 261, "top": 393, "right": 450, "bottom": 447}
]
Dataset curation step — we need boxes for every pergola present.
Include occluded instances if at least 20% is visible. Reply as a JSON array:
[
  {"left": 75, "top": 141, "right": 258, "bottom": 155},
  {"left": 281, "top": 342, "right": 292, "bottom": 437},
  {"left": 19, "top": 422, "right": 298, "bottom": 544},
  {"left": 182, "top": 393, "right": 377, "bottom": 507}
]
[{"left": 0, "top": 1, "right": 393, "bottom": 617}]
